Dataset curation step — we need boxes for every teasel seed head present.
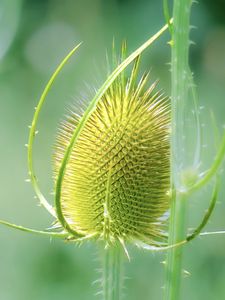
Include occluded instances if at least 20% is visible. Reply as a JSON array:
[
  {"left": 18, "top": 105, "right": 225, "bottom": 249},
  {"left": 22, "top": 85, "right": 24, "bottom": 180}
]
[{"left": 54, "top": 56, "right": 171, "bottom": 248}]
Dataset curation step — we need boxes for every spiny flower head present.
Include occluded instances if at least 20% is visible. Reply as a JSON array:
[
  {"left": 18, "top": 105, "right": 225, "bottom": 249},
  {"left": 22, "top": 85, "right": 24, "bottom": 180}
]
[
  {"left": 1, "top": 21, "right": 222, "bottom": 258},
  {"left": 54, "top": 55, "right": 171, "bottom": 247},
  {"left": 0, "top": 23, "right": 175, "bottom": 252}
]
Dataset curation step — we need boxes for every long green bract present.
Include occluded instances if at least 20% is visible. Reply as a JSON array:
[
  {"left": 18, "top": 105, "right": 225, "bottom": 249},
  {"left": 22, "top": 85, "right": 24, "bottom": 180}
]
[
  {"left": 27, "top": 43, "right": 82, "bottom": 218},
  {"left": 187, "top": 177, "right": 220, "bottom": 241},
  {"left": 186, "top": 132, "right": 225, "bottom": 194},
  {"left": 0, "top": 220, "right": 69, "bottom": 238}
]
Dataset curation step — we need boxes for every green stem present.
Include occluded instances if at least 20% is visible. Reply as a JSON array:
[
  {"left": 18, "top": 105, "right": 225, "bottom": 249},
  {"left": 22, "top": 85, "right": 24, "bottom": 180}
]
[
  {"left": 164, "top": 192, "right": 187, "bottom": 300},
  {"left": 103, "top": 244, "right": 123, "bottom": 300},
  {"left": 164, "top": 0, "right": 192, "bottom": 299}
]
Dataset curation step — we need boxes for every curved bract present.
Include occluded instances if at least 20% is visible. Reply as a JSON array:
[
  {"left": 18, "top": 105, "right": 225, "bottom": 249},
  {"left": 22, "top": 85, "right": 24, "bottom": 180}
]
[
  {"left": 54, "top": 62, "right": 171, "bottom": 246},
  {"left": 27, "top": 43, "right": 82, "bottom": 218}
]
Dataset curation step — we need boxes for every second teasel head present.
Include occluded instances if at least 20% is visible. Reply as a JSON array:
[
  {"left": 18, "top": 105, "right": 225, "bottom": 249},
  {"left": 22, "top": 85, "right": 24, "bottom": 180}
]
[{"left": 54, "top": 51, "right": 171, "bottom": 249}]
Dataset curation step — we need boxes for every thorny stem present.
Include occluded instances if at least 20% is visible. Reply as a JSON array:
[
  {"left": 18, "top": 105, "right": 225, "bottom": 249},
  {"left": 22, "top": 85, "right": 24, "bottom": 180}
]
[
  {"left": 103, "top": 244, "right": 123, "bottom": 300},
  {"left": 164, "top": 192, "right": 187, "bottom": 300},
  {"left": 164, "top": 0, "right": 192, "bottom": 300}
]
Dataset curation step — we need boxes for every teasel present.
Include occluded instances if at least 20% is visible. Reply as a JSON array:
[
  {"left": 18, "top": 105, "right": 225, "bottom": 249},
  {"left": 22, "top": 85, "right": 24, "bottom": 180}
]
[
  {"left": 8, "top": 22, "right": 174, "bottom": 249},
  {"left": 1, "top": 19, "right": 225, "bottom": 300},
  {"left": 53, "top": 57, "right": 170, "bottom": 249},
  {"left": 0, "top": 23, "right": 170, "bottom": 299}
]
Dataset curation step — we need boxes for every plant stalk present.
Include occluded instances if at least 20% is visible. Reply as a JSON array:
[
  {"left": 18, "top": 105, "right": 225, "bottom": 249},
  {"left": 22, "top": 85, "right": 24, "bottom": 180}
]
[
  {"left": 164, "top": 0, "right": 192, "bottom": 299},
  {"left": 103, "top": 244, "right": 123, "bottom": 300},
  {"left": 164, "top": 192, "right": 187, "bottom": 300}
]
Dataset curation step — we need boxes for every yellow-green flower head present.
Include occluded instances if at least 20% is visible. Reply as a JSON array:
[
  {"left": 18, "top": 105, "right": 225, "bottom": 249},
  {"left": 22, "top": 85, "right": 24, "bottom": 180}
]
[
  {"left": 54, "top": 58, "right": 170, "bottom": 247},
  {"left": 1, "top": 23, "right": 221, "bottom": 255}
]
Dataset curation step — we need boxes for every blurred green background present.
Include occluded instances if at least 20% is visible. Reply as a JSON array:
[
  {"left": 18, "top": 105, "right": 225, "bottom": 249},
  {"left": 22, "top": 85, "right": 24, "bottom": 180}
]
[{"left": 0, "top": 0, "right": 225, "bottom": 299}]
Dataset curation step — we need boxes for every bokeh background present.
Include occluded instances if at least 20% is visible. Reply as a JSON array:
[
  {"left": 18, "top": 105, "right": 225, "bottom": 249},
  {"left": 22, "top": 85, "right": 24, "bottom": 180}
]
[{"left": 0, "top": 0, "right": 225, "bottom": 299}]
